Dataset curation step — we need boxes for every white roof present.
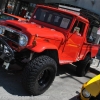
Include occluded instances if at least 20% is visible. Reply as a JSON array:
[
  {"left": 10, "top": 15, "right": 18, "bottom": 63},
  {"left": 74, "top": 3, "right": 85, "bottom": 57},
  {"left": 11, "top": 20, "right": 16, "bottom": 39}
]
[{"left": 45, "top": 0, "right": 100, "bottom": 15}]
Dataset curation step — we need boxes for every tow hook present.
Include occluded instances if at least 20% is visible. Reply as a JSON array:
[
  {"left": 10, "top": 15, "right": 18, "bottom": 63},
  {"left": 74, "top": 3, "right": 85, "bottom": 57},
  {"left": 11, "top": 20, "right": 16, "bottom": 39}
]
[{"left": 2, "top": 62, "right": 10, "bottom": 70}]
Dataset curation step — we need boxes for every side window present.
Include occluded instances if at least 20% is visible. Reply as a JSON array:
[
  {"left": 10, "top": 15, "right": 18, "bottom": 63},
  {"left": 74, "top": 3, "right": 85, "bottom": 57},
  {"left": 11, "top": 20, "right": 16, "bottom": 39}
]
[
  {"left": 53, "top": 15, "right": 62, "bottom": 26},
  {"left": 71, "top": 20, "right": 85, "bottom": 36}
]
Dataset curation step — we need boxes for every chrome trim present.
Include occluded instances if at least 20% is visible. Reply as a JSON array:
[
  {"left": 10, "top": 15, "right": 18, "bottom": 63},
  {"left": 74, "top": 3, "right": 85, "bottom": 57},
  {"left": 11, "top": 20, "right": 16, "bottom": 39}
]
[{"left": 0, "top": 25, "right": 28, "bottom": 46}]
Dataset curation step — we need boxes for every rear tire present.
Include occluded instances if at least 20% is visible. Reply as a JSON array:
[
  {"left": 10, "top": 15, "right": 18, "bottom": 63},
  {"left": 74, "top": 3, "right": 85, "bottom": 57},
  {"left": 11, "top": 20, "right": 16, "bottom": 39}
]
[
  {"left": 76, "top": 55, "right": 91, "bottom": 76},
  {"left": 22, "top": 55, "right": 57, "bottom": 96}
]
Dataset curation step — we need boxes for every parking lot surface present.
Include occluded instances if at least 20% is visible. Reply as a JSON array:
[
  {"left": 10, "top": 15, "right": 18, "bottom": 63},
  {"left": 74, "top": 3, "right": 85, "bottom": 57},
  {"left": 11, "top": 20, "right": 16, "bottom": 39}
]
[{"left": 0, "top": 58, "right": 99, "bottom": 100}]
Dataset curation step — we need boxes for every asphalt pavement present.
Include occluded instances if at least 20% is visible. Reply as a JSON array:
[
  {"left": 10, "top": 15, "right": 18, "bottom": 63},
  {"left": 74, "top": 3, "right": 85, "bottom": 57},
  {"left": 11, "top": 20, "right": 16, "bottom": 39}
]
[{"left": 0, "top": 58, "right": 99, "bottom": 100}]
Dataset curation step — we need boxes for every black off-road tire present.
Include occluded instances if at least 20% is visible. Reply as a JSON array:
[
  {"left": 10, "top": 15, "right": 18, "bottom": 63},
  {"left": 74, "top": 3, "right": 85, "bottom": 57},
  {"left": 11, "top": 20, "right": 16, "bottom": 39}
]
[
  {"left": 22, "top": 55, "right": 57, "bottom": 96},
  {"left": 76, "top": 55, "right": 91, "bottom": 77}
]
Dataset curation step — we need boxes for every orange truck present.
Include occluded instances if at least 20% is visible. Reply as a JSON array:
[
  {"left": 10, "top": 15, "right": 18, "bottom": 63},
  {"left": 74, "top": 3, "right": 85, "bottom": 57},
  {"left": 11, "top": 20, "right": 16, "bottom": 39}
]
[{"left": 0, "top": 4, "right": 99, "bottom": 95}]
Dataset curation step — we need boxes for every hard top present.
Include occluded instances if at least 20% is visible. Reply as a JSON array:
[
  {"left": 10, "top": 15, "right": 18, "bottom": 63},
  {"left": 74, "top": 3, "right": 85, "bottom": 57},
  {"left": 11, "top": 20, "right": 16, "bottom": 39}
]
[{"left": 36, "top": 5, "right": 89, "bottom": 23}]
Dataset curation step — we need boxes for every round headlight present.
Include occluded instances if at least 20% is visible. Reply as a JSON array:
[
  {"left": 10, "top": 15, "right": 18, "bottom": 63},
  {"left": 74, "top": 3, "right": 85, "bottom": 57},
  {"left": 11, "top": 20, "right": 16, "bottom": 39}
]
[
  {"left": 82, "top": 89, "right": 91, "bottom": 98},
  {"left": 19, "top": 35, "right": 28, "bottom": 46}
]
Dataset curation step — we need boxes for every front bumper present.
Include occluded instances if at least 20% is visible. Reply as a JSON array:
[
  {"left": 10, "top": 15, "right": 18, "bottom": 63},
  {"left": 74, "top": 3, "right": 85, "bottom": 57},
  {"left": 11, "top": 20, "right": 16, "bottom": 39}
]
[{"left": 0, "top": 37, "right": 14, "bottom": 63}]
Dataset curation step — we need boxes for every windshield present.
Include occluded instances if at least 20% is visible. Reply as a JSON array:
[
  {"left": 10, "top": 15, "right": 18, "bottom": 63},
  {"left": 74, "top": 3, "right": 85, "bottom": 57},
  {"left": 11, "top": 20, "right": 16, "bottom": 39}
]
[
  {"left": 33, "top": 8, "right": 73, "bottom": 29},
  {"left": 0, "top": 14, "right": 18, "bottom": 21}
]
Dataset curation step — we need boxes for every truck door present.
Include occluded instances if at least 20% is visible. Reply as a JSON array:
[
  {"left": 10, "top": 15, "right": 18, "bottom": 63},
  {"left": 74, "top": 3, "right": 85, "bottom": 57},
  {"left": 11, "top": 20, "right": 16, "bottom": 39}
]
[{"left": 63, "top": 20, "right": 86, "bottom": 61}]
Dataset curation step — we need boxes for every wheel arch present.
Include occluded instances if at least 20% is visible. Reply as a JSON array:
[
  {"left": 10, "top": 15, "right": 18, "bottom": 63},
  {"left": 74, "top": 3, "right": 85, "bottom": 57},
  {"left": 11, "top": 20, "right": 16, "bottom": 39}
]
[
  {"left": 76, "top": 52, "right": 91, "bottom": 76},
  {"left": 86, "top": 52, "right": 91, "bottom": 58},
  {"left": 83, "top": 52, "right": 91, "bottom": 60},
  {"left": 33, "top": 49, "right": 59, "bottom": 64}
]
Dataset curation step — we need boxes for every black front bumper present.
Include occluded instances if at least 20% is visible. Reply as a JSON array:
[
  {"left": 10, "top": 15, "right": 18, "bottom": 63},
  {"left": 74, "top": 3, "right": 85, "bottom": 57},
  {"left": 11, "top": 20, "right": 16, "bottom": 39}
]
[{"left": 0, "top": 37, "right": 14, "bottom": 63}]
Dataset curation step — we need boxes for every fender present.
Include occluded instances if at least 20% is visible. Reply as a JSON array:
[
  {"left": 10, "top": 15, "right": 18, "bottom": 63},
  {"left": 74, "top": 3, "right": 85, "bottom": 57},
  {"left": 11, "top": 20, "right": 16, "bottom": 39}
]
[
  {"left": 27, "top": 41, "right": 58, "bottom": 53},
  {"left": 84, "top": 74, "right": 100, "bottom": 97}
]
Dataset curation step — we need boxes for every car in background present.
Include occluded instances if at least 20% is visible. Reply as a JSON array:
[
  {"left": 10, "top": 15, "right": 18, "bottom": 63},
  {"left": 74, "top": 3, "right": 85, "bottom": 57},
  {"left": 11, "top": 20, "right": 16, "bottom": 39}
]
[
  {"left": 0, "top": 13, "right": 26, "bottom": 21},
  {"left": 0, "top": 13, "right": 26, "bottom": 25},
  {"left": 79, "top": 74, "right": 100, "bottom": 100}
]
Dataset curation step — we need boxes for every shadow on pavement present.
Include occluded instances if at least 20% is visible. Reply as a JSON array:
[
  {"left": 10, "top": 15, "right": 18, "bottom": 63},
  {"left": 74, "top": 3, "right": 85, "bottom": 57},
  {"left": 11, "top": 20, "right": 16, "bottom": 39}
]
[
  {"left": 89, "top": 67, "right": 100, "bottom": 75},
  {"left": 69, "top": 95, "right": 79, "bottom": 100},
  {"left": 57, "top": 64, "right": 85, "bottom": 84},
  {"left": 0, "top": 64, "right": 77, "bottom": 97},
  {"left": 57, "top": 63, "right": 100, "bottom": 77},
  {"left": 69, "top": 91, "right": 80, "bottom": 100},
  {"left": 0, "top": 63, "right": 99, "bottom": 97},
  {"left": 57, "top": 64, "right": 76, "bottom": 76},
  {"left": 0, "top": 66, "right": 30, "bottom": 96}
]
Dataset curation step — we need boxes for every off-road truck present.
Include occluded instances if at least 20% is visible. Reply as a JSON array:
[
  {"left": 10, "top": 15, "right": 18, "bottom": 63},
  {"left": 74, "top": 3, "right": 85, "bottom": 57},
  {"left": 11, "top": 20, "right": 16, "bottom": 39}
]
[{"left": 0, "top": 4, "right": 99, "bottom": 95}]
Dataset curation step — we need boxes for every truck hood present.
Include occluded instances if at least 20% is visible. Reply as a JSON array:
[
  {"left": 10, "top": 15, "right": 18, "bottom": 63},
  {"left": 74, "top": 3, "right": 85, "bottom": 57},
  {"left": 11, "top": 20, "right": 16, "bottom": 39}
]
[{"left": 6, "top": 20, "right": 65, "bottom": 40}]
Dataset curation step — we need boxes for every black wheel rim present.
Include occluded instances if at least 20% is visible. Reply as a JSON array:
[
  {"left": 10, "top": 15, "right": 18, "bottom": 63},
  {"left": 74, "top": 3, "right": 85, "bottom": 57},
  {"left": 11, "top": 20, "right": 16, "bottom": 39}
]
[{"left": 38, "top": 69, "right": 51, "bottom": 87}]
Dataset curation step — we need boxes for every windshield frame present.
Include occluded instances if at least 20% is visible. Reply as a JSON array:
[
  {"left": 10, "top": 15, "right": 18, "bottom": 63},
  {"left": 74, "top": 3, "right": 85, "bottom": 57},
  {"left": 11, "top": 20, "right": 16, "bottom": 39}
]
[{"left": 33, "top": 7, "right": 73, "bottom": 30}]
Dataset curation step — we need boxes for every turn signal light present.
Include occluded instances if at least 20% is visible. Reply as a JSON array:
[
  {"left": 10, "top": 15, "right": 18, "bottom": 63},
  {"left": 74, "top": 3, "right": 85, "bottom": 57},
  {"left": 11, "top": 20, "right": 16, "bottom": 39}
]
[{"left": 32, "top": 34, "right": 38, "bottom": 47}]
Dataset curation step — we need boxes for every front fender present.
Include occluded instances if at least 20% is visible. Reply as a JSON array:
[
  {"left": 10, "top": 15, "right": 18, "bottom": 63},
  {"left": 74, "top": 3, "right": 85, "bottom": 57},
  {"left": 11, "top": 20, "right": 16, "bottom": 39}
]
[
  {"left": 84, "top": 74, "right": 100, "bottom": 97},
  {"left": 80, "top": 75, "right": 100, "bottom": 100},
  {"left": 27, "top": 41, "right": 58, "bottom": 53}
]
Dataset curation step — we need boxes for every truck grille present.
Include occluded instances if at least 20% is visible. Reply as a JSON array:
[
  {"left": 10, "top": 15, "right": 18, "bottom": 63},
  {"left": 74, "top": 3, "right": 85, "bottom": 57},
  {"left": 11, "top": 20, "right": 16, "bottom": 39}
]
[{"left": 4, "top": 30, "right": 19, "bottom": 43}]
